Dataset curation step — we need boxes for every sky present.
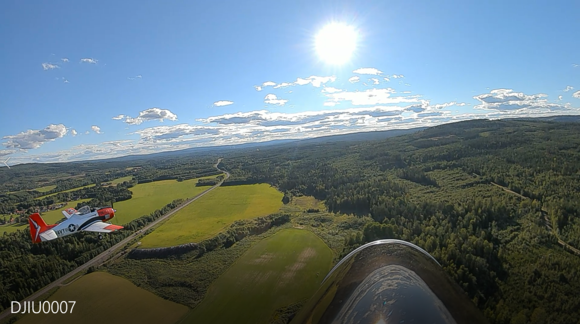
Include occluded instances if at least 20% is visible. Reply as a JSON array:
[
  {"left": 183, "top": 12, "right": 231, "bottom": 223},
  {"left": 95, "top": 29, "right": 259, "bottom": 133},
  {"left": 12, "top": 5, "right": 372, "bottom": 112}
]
[{"left": 1, "top": 0, "right": 579, "bottom": 165}]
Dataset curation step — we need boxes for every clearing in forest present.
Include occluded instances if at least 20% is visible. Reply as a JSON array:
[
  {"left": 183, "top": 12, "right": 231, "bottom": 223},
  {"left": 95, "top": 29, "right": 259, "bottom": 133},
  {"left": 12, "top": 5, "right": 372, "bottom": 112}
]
[{"left": 182, "top": 228, "right": 334, "bottom": 324}]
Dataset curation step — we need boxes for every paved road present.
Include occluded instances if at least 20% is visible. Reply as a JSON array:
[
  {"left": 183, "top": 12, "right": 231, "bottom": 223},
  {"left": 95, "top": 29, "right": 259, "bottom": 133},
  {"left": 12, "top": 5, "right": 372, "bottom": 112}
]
[{"left": 0, "top": 159, "right": 229, "bottom": 322}]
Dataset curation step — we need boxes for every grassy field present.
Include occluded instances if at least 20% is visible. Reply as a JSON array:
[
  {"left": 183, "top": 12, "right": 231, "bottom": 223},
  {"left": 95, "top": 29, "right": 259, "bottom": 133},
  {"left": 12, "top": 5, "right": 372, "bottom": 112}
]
[
  {"left": 181, "top": 228, "right": 334, "bottom": 324},
  {"left": 16, "top": 272, "right": 189, "bottom": 324},
  {"left": 112, "top": 176, "right": 218, "bottom": 225},
  {"left": 36, "top": 184, "right": 96, "bottom": 200},
  {"left": 35, "top": 185, "right": 57, "bottom": 192},
  {"left": 0, "top": 199, "right": 90, "bottom": 234},
  {"left": 109, "top": 176, "right": 133, "bottom": 185},
  {"left": 138, "top": 184, "right": 283, "bottom": 248}
]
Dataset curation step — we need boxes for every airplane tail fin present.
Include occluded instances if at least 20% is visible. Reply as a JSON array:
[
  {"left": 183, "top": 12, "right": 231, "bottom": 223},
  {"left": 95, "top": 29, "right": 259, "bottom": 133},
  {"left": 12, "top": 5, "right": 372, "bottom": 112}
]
[{"left": 28, "top": 213, "right": 48, "bottom": 243}]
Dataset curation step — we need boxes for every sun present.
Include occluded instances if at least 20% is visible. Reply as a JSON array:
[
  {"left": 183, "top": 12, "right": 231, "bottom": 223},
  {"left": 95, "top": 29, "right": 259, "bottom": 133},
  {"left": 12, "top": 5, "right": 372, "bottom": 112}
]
[{"left": 315, "top": 23, "right": 357, "bottom": 65}]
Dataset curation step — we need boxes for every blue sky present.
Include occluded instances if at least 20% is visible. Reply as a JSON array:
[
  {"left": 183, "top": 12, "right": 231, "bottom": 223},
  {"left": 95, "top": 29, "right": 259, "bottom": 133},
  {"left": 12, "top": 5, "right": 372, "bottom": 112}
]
[{"left": 1, "top": 0, "right": 579, "bottom": 164}]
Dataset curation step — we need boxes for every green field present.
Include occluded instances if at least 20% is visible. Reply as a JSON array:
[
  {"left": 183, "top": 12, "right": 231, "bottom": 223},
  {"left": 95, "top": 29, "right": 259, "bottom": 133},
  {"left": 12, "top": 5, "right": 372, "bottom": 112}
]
[
  {"left": 35, "top": 185, "right": 57, "bottom": 192},
  {"left": 109, "top": 176, "right": 133, "bottom": 185},
  {"left": 16, "top": 272, "right": 189, "bottom": 324},
  {"left": 0, "top": 199, "right": 90, "bottom": 234},
  {"left": 36, "top": 184, "right": 96, "bottom": 200},
  {"left": 138, "top": 184, "right": 283, "bottom": 248},
  {"left": 112, "top": 176, "right": 218, "bottom": 225},
  {"left": 182, "top": 228, "right": 334, "bottom": 324}
]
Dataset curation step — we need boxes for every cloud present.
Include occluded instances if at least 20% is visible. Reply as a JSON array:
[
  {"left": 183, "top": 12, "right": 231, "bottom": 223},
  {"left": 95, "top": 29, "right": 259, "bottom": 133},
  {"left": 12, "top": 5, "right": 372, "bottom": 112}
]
[
  {"left": 564, "top": 86, "right": 574, "bottom": 92},
  {"left": 573, "top": 91, "right": 580, "bottom": 99},
  {"left": 80, "top": 58, "right": 98, "bottom": 64},
  {"left": 91, "top": 126, "right": 101, "bottom": 134},
  {"left": 392, "top": 75, "right": 404, "bottom": 79},
  {"left": 128, "top": 75, "right": 142, "bottom": 80},
  {"left": 573, "top": 64, "right": 579, "bottom": 68},
  {"left": 474, "top": 89, "right": 569, "bottom": 111},
  {"left": 324, "top": 88, "right": 421, "bottom": 106},
  {"left": 322, "top": 87, "right": 342, "bottom": 94},
  {"left": 63, "top": 78, "right": 69, "bottom": 83},
  {"left": 61, "top": 58, "right": 69, "bottom": 63},
  {"left": 348, "top": 76, "right": 360, "bottom": 83},
  {"left": 135, "top": 124, "right": 221, "bottom": 142},
  {"left": 2, "top": 124, "right": 68, "bottom": 149},
  {"left": 42, "top": 63, "right": 59, "bottom": 70},
  {"left": 264, "top": 94, "right": 288, "bottom": 105},
  {"left": 213, "top": 100, "right": 234, "bottom": 107},
  {"left": 383, "top": 77, "right": 390, "bottom": 82},
  {"left": 371, "top": 78, "right": 380, "bottom": 85},
  {"left": 256, "top": 76, "right": 336, "bottom": 91},
  {"left": 115, "top": 108, "right": 178, "bottom": 125},
  {"left": 353, "top": 68, "right": 383, "bottom": 75},
  {"left": 0, "top": 150, "right": 15, "bottom": 157},
  {"left": 558, "top": 95, "right": 563, "bottom": 101},
  {"left": 71, "top": 129, "right": 77, "bottom": 136}
]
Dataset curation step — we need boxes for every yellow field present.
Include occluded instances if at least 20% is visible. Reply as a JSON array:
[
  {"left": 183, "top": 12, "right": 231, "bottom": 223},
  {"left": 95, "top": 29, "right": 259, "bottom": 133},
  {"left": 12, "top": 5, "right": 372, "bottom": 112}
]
[
  {"left": 109, "top": 176, "right": 133, "bottom": 185},
  {"left": 34, "top": 185, "right": 57, "bottom": 193},
  {"left": 16, "top": 272, "right": 189, "bottom": 324},
  {"left": 0, "top": 199, "right": 90, "bottom": 234},
  {"left": 138, "top": 184, "right": 283, "bottom": 248}
]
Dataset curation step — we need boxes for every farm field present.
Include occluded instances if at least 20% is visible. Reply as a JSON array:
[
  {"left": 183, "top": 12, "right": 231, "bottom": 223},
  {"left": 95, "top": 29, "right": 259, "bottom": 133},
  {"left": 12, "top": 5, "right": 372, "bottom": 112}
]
[
  {"left": 16, "top": 272, "right": 189, "bottom": 324},
  {"left": 109, "top": 176, "right": 133, "bottom": 185},
  {"left": 182, "top": 228, "right": 334, "bottom": 324},
  {"left": 138, "top": 184, "right": 283, "bottom": 248},
  {"left": 0, "top": 199, "right": 90, "bottom": 234},
  {"left": 36, "top": 184, "right": 96, "bottom": 200},
  {"left": 35, "top": 185, "right": 57, "bottom": 193},
  {"left": 112, "top": 176, "right": 219, "bottom": 225}
]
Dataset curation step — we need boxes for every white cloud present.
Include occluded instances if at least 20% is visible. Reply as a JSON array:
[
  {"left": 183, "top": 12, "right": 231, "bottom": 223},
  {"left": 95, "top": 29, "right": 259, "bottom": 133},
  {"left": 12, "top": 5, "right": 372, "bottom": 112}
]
[
  {"left": 353, "top": 68, "right": 383, "bottom": 75},
  {"left": 474, "top": 89, "right": 569, "bottom": 111},
  {"left": 71, "top": 129, "right": 77, "bottom": 136},
  {"left": 383, "top": 77, "right": 390, "bottom": 82},
  {"left": 0, "top": 150, "right": 15, "bottom": 157},
  {"left": 573, "top": 91, "right": 580, "bottom": 99},
  {"left": 392, "top": 74, "right": 404, "bottom": 79},
  {"left": 564, "top": 86, "right": 574, "bottom": 92},
  {"left": 573, "top": 64, "right": 579, "bottom": 68},
  {"left": 85, "top": 131, "right": 89, "bottom": 135},
  {"left": 254, "top": 86, "right": 262, "bottom": 91},
  {"left": 264, "top": 94, "right": 288, "bottom": 105},
  {"left": 135, "top": 124, "right": 220, "bottom": 142},
  {"left": 115, "top": 108, "right": 178, "bottom": 125},
  {"left": 61, "top": 58, "right": 69, "bottom": 63},
  {"left": 2, "top": 124, "right": 67, "bottom": 149},
  {"left": 213, "top": 100, "right": 234, "bottom": 107},
  {"left": 324, "top": 88, "right": 421, "bottom": 106},
  {"left": 257, "top": 76, "right": 336, "bottom": 90},
  {"left": 371, "top": 78, "right": 380, "bottom": 85},
  {"left": 42, "top": 63, "right": 59, "bottom": 70},
  {"left": 91, "top": 126, "right": 101, "bottom": 134},
  {"left": 80, "top": 58, "right": 98, "bottom": 64},
  {"left": 128, "top": 75, "right": 142, "bottom": 80},
  {"left": 63, "top": 78, "right": 69, "bottom": 83},
  {"left": 322, "top": 87, "right": 342, "bottom": 93},
  {"left": 558, "top": 95, "right": 563, "bottom": 101},
  {"left": 348, "top": 76, "right": 360, "bottom": 83}
]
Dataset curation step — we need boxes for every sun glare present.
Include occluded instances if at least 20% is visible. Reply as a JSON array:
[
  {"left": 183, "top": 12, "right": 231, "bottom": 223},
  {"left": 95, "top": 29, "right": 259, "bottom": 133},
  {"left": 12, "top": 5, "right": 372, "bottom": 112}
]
[{"left": 315, "top": 23, "right": 357, "bottom": 65}]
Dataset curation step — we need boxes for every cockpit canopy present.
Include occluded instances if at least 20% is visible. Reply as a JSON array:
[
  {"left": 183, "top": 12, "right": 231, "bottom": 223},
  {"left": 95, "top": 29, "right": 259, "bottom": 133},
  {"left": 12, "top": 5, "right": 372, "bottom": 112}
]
[{"left": 77, "top": 206, "right": 91, "bottom": 215}]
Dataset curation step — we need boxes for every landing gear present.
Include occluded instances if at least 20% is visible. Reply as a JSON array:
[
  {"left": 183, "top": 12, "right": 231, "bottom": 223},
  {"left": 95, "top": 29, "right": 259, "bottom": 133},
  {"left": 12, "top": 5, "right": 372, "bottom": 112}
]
[{"left": 98, "top": 234, "right": 103, "bottom": 240}]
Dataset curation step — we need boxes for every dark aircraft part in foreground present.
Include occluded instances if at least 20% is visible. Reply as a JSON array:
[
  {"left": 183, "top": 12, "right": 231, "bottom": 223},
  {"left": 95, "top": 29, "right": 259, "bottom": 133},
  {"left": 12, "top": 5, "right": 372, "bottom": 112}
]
[{"left": 291, "top": 240, "right": 488, "bottom": 324}]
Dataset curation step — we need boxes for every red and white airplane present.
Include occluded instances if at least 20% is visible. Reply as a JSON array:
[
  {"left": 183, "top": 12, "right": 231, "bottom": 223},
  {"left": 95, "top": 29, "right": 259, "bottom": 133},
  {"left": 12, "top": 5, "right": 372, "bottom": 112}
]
[{"left": 28, "top": 205, "right": 123, "bottom": 243}]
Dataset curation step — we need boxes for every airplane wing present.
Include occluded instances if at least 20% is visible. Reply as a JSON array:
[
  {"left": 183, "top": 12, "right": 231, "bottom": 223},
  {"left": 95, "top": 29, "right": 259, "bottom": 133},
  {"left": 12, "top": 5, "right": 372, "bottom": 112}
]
[
  {"left": 82, "top": 222, "right": 124, "bottom": 233},
  {"left": 61, "top": 208, "right": 77, "bottom": 219}
]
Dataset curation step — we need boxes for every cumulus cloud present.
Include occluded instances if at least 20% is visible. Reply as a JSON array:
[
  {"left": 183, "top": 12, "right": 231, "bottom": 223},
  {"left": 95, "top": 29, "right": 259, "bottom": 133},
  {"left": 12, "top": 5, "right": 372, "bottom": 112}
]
[
  {"left": 115, "top": 108, "right": 178, "bottom": 125},
  {"left": 42, "top": 63, "right": 59, "bottom": 70},
  {"left": 573, "top": 91, "right": 580, "bottom": 99},
  {"left": 353, "top": 68, "right": 383, "bottom": 75},
  {"left": 558, "top": 95, "right": 563, "bottom": 101},
  {"left": 254, "top": 86, "right": 262, "bottom": 91},
  {"left": 324, "top": 88, "right": 421, "bottom": 106},
  {"left": 392, "top": 75, "right": 404, "bottom": 79},
  {"left": 80, "top": 58, "right": 98, "bottom": 64},
  {"left": 2, "top": 124, "right": 68, "bottom": 149},
  {"left": 474, "top": 89, "right": 569, "bottom": 111},
  {"left": 213, "top": 100, "right": 234, "bottom": 107},
  {"left": 371, "top": 78, "right": 380, "bottom": 85},
  {"left": 564, "top": 86, "right": 574, "bottom": 92},
  {"left": 255, "top": 76, "right": 335, "bottom": 91},
  {"left": 264, "top": 94, "right": 288, "bottom": 105},
  {"left": 71, "top": 129, "right": 77, "bottom": 136},
  {"left": 322, "top": 87, "right": 342, "bottom": 94},
  {"left": 348, "top": 76, "right": 360, "bottom": 83},
  {"left": 61, "top": 58, "right": 69, "bottom": 63},
  {"left": 384, "top": 77, "right": 390, "bottom": 82},
  {"left": 91, "top": 126, "right": 101, "bottom": 134}
]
